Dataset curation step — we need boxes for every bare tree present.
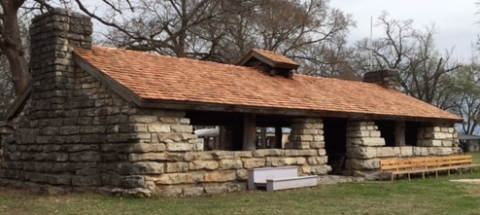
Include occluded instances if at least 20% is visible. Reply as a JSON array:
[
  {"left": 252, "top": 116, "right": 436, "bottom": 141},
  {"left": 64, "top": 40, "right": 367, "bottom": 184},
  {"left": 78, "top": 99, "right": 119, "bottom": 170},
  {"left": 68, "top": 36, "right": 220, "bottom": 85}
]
[
  {"left": 0, "top": 2, "right": 35, "bottom": 116},
  {"left": 95, "top": 0, "right": 239, "bottom": 58},
  {"left": 0, "top": 0, "right": 31, "bottom": 96},
  {"left": 449, "top": 64, "right": 480, "bottom": 135},
  {"left": 96, "top": 0, "right": 354, "bottom": 72},
  {"left": 0, "top": 56, "right": 14, "bottom": 116},
  {"left": 299, "top": 35, "right": 360, "bottom": 80},
  {"left": 353, "top": 12, "right": 460, "bottom": 106}
]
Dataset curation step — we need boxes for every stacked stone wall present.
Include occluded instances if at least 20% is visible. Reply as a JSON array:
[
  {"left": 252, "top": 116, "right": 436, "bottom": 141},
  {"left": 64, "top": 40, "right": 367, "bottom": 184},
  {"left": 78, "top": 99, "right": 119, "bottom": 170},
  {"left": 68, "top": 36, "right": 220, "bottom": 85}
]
[
  {"left": 0, "top": 9, "right": 201, "bottom": 195},
  {"left": 344, "top": 121, "right": 461, "bottom": 179},
  {"left": 2, "top": 87, "right": 330, "bottom": 196},
  {"left": 417, "top": 123, "right": 462, "bottom": 154},
  {"left": 116, "top": 117, "right": 329, "bottom": 197},
  {"left": 133, "top": 148, "right": 330, "bottom": 197},
  {"left": 0, "top": 64, "right": 199, "bottom": 194}
]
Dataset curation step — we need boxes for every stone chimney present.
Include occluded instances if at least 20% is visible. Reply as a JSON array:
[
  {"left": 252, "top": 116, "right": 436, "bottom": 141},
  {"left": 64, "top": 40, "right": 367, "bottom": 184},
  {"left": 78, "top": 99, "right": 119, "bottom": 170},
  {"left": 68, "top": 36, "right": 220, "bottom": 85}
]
[
  {"left": 29, "top": 8, "right": 92, "bottom": 112},
  {"left": 363, "top": 69, "right": 401, "bottom": 91}
]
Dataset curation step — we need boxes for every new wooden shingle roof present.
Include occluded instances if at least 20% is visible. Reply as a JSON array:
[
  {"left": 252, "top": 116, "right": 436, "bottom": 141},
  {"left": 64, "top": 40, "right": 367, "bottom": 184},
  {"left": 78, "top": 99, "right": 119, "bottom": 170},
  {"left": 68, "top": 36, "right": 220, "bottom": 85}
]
[{"left": 73, "top": 46, "right": 462, "bottom": 122}]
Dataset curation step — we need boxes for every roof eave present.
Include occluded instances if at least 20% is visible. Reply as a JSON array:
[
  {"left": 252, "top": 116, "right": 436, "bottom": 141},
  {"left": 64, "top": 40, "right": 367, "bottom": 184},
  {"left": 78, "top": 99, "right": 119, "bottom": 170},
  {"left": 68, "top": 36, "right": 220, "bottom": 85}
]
[{"left": 236, "top": 49, "right": 255, "bottom": 66}]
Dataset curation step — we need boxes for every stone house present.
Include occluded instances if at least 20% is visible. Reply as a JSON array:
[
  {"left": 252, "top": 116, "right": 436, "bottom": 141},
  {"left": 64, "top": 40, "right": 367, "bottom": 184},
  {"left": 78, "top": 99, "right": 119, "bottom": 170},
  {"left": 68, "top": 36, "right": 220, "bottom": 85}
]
[{"left": 0, "top": 9, "right": 462, "bottom": 196}]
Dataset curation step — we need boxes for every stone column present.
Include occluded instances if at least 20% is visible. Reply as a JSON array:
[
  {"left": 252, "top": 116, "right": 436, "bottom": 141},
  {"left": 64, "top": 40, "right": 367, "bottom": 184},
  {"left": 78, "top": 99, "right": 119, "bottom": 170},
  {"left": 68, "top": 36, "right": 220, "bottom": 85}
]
[
  {"left": 417, "top": 123, "right": 458, "bottom": 156},
  {"left": 287, "top": 118, "right": 324, "bottom": 150},
  {"left": 344, "top": 121, "right": 386, "bottom": 178}
]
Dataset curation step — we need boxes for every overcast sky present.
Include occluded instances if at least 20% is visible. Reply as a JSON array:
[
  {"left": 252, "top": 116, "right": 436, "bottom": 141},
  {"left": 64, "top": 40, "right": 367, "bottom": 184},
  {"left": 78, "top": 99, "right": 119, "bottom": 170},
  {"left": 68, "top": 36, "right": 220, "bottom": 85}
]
[{"left": 329, "top": 0, "right": 479, "bottom": 62}]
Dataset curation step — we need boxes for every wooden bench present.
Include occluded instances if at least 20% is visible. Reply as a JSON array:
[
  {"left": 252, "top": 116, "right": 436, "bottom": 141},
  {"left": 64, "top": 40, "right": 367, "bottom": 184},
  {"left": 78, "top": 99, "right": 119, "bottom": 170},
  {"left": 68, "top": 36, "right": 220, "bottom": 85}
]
[
  {"left": 248, "top": 166, "right": 318, "bottom": 192},
  {"left": 380, "top": 155, "right": 480, "bottom": 181}
]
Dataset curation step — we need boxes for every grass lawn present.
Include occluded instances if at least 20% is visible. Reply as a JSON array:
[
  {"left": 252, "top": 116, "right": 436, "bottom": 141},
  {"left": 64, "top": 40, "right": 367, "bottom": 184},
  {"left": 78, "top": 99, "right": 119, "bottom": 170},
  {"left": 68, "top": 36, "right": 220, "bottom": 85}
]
[{"left": 1, "top": 154, "right": 480, "bottom": 215}]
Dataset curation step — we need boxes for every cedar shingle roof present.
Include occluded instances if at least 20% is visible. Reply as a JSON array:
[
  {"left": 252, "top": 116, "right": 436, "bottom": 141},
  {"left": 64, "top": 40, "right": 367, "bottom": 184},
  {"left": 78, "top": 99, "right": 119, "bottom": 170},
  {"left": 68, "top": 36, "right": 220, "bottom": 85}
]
[{"left": 73, "top": 46, "right": 462, "bottom": 121}]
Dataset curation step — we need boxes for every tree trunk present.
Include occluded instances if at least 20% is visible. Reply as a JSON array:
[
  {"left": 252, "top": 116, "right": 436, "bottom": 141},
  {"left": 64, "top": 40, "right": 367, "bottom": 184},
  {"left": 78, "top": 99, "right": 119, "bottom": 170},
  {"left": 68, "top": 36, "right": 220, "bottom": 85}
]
[{"left": 0, "top": 0, "right": 31, "bottom": 96}]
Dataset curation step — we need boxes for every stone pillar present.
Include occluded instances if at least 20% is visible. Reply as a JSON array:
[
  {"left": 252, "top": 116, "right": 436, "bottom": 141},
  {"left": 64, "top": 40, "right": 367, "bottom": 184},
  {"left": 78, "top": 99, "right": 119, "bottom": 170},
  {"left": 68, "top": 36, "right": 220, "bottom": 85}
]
[
  {"left": 363, "top": 69, "right": 401, "bottom": 91},
  {"left": 345, "top": 121, "right": 387, "bottom": 178},
  {"left": 452, "top": 128, "right": 462, "bottom": 154},
  {"left": 417, "top": 123, "right": 458, "bottom": 156},
  {"left": 287, "top": 118, "right": 324, "bottom": 150}
]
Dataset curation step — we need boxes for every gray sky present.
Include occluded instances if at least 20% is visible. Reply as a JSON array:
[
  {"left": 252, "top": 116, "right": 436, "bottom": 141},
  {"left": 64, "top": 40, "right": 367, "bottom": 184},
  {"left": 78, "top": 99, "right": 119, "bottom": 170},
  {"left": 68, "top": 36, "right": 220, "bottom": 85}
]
[{"left": 330, "top": 0, "right": 479, "bottom": 62}]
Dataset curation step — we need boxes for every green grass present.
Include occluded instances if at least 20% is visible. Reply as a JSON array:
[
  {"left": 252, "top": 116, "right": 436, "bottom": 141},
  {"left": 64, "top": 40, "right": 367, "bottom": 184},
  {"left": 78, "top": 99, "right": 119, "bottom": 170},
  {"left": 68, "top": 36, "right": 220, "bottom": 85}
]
[
  {"left": 2, "top": 154, "right": 480, "bottom": 215},
  {"left": 2, "top": 173, "right": 480, "bottom": 215},
  {"left": 468, "top": 152, "right": 480, "bottom": 163}
]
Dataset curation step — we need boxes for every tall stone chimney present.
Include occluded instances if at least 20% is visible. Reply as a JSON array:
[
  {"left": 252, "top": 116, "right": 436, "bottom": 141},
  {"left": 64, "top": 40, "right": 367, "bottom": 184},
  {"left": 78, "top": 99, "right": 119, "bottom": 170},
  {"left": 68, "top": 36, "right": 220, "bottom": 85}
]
[
  {"left": 363, "top": 69, "right": 401, "bottom": 91},
  {"left": 29, "top": 8, "right": 92, "bottom": 112},
  {"left": 0, "top": 8, "right": 94, "bottom": 194}
]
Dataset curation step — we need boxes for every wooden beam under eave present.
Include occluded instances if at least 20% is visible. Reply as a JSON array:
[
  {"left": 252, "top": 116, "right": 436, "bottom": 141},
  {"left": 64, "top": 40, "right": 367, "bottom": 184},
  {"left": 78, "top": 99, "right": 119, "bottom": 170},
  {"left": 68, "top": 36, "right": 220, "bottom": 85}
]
[{"left": 243, "top": 113, "right": 256, "bottom": 151}]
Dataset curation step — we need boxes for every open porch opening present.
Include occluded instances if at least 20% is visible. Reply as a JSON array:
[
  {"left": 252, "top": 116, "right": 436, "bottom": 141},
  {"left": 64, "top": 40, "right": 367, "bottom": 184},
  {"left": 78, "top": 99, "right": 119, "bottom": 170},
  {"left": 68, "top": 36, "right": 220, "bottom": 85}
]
[{"left": 186, "top": 111, "right": 293, "bottom": 151}]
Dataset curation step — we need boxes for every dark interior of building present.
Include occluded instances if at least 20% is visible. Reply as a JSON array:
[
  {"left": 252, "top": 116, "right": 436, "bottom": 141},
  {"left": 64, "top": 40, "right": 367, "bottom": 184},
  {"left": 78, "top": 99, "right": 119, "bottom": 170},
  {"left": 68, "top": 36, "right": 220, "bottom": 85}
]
[{"left": 323, "top": 118, "right": 348, "bottom": 175}]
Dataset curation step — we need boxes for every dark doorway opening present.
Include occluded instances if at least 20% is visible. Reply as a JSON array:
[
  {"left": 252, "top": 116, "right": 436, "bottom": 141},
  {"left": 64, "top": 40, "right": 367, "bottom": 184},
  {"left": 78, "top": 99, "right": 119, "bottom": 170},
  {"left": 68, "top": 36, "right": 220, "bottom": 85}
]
[
  {"left": 324, "top": 118, "right": 348, "bottom": 175},
  {"left": 376, "top": 120, "right": 395, "bottom": 146},
  {"left": 405, "top": 121, "right": 421, "bottom": 146}
]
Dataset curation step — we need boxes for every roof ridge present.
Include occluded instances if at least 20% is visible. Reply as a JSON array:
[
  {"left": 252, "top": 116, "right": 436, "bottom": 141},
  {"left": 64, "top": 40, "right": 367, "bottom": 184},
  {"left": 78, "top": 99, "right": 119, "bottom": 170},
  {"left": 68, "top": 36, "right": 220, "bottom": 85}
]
[
  {"left": 293, "top": 72, "right": 381, "bottom": 87},
  {"left": 89, "top": 46, "right": 368, "bottom": 84},
  {"left": 86, "top": 46, "right": 397, "bottom": 89}
]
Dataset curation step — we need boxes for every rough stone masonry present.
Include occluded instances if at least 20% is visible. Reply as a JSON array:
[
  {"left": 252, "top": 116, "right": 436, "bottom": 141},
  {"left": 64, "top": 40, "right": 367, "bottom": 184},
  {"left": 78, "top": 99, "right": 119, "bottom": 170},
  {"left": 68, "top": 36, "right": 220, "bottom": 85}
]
[
  {"left": 344, "top": 121, "right": 461, "bottom": 179},
  {"left": 0, "top": 8, "right": 462, "bottom": 197},
  {"left": 0, "top": 9, "right": 331, "bottom": 197}
]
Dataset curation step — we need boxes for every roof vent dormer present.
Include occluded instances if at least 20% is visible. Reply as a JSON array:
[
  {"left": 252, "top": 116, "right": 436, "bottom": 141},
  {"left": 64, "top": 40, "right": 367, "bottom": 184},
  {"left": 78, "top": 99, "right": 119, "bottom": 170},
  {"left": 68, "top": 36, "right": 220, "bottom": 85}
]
[{"left": 237, "top": 49, "right": 299, "bottom": 78}]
